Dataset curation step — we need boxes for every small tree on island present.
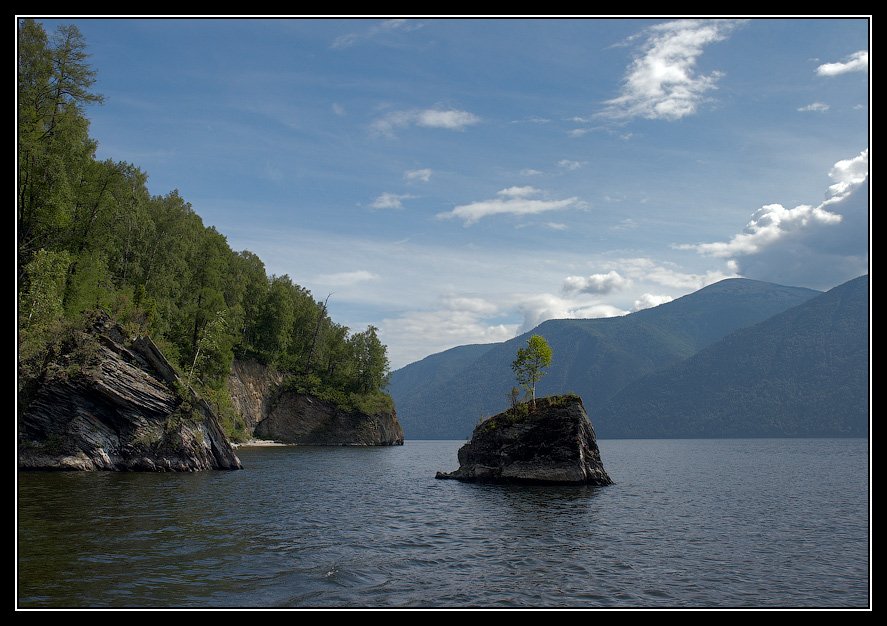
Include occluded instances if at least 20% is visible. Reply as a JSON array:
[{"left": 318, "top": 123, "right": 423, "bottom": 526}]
[{"left": 511, "top": 334, "right": 552, "bottom": 409}]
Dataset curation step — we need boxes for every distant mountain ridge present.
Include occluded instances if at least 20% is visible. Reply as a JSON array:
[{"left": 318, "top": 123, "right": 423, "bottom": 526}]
[
  {"left": 597, "top": 275, "right": 868, "bottom": 438},
  {"left": 389, "top": 278, "right": 823, "bottom": 439}
]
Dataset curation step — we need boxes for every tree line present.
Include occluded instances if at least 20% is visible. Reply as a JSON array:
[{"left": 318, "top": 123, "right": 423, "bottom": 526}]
[{"left": 17, "top": 19, "right": 391, "bottom": 424}]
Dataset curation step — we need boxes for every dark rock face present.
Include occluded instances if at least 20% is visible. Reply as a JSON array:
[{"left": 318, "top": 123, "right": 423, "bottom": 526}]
[
  {"left": 19, "top": 316, "right": 242, "bottom": 471},
  {"left": 254, "top": 391, "right": 404, "bottom": 446},
  {"left": 229, "top": 358, "right": 404, "bottom": 446},
  {"left": 436, "top": 395, "right": 611, "bottom": 485}
]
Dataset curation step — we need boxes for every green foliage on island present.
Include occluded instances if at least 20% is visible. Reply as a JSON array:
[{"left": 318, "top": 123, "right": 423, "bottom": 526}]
[
  {"left": 511, "top": 334, "right": 552, "bottom": 406},
  {"left": 17, "top": 20, "right": 392, "bottom": 432},
  {"left": 480, "top": 393, "right": 582, "bottom": 433}
]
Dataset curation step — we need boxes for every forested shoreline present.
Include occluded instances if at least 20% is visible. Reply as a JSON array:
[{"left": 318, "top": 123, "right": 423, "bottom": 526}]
[{"left": 17, "top": 19, "right": 392, "bottom": 439}]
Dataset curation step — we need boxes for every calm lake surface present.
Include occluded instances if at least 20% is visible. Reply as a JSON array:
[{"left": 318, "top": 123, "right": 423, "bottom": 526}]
[{"left": 18, "top": 439, "right": 869, "bottom": 608}]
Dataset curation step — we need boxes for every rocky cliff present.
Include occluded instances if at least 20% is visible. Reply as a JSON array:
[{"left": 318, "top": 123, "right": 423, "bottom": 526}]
[
  {"left": 229, "top": 359, "right": 404, "bottom": 446},
  {"left": 18, "top": 316, "right": 242, "bottom": 471},
  {"left": 254, "top": 392, "right": 404, "bottom": 445},
  {"left": 228, "top": 359, "right": 284, "bottom": 433},
  {"left": 436, "top": 395, "right": 611, "bottom": 485}
]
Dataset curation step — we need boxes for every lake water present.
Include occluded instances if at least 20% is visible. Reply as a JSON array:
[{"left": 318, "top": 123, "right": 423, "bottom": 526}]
[{"left": 17, "top": 439, "right": 869, "bottom": 608}]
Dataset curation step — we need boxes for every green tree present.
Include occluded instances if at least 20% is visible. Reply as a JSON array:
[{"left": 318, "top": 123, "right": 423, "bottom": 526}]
[
  {"left": 18, "top": 20, "right": 102, "bottom": 267},
  {"left": 18, "top": 249, "right": 73, "bottom": 386},
  {"left": 350, "top": 325, "right": 389, "bottom": 394},
  {"left": 511, "top": 334, "right": 553, "bottom": 408}
]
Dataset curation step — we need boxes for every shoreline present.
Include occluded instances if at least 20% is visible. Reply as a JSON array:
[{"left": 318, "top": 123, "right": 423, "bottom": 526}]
[{"left": 232, "top": 439, "right": 290, "bottom": 448}]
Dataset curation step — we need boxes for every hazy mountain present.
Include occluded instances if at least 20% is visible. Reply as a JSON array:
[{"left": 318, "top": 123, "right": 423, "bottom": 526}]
[
  {"left": 597, "top": 275, "right": 868, "bottom": 438},
  {"left": 390, "top": 279, "right": 821, "bottom": 439}
]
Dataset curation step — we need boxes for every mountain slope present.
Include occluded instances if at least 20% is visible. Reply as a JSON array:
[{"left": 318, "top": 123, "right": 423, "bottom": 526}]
[
  {"left": 597, "top": 275, "right": 869, "bottom": 438},
  {"left": 390, "top": 279, "right": 821, "bottom": 439}
]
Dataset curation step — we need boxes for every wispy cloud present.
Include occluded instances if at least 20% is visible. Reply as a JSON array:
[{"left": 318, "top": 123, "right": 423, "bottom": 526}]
[
  {"left": 331, "top": 19, "right": 423, "bottom": 49},
  {"left": 404, "top": 168, "right": 432, "bottom": 183},
  {"left": 315, "top": 270, "right": 380, "bottom": 286},
  {"left": 677, "top": 149, "right": 867, "bottom": 258},
  {"left": 611, "top": 217, "right": 638, "bottom": 231},
  {"left": 520, "top": 168, "right": 543, "bottom": 176},
  {"left": 602, "top": 19, "right": 743, "bottom": 121},
  {"left": 371, "top": 108, "right": 480, "bottom": 136},
  {"left": 544, "top": 222, "right": 568, "bottom": 231},
  {"left": 563, "top": 270, "right": 630, "bottom": 294},
  {"left": 371, "top": 192, "right": 415, "bottom": 209},
  {"left": 557, "top": 159, "right": 583, "bottom": 171},
  {"left": 568, "top": 128, "right": 591, "bottom": 138},
  {"left": 797, "top": 102, "right": 830, "bottom": 112},
  {"left": 816, "top": 50, "right": 868, "bottom": 76},
  {"left": 510, "top": 116, "right": 551, "bottom": 124},
  {"left": 331, "top": 103, "right": 346, "bottom": 116},
  {"left": 437, "top": 186, "right": 582, "bottom": 226}
]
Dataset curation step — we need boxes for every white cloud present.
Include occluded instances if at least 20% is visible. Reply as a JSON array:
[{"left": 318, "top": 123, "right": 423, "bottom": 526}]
[
  {"left": 517, "top": 293, "right": 627, "bottom": 331},
  {"left": 568, "top": 128, "right": 591, "bottom": 138},
  {"left": 615, "top": 257, "right": 735, "bottom": 290},
  {"left": 371, "top": 108, "right": 480, "bottom": 136},
  {"left": 381, "top": 300, "right": 517, "bottom": 368},
  {"left": 797, "top": 102, "right": 830, "bottom": 112},
  {"left": 816, "top": 50, "right": 868, "bottom": 76},
  {"left": 632, "top": 293, "right": 674, "bottom": 311},
  {"left": 677, "top": 149, "right": 867, "bottom": 258},
  {"left": 568, "top": 116, "right": 592, "bottom": 123},
  {"left": 371, "top": 192, "right": 414, "bottom": 209},
  {"left": 417, "top": 109, "right": 480, "bottom": 129},
  {"left": 404, "top": 168, "right": 432, "bottom": 183},
  {"left": 602, "top": 19, "right": 742, "bottom": 121},
  {"left": 437, "top": 187, "right": 582, "bottom": 226},
  {"left": 332, "top": 103, "right": 346, "bottom": 116},
  {"left": 520, "top": 168, "right": 543, "bottom": 176},
  {"left": 557, "top": 159, "right": 583, "bottom": 170},
  {"left": 825, "top": 149, "right": 868, "bottom": 202},
  {"left": 498, "top": 186, "right": 539, "bottom": 197},
  {"left": 563, "top": 270, "right": 630, "bottom": 294},
  {"left": 315, "top": 270, "right": 380, "bottom": 286},
  {"left": 332, "top": 19, "right": 423, "bottom": 49}
]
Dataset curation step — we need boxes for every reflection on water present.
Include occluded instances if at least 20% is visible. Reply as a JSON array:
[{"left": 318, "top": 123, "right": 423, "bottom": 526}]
[{"left": 18, "top": 439, "right": 869, "bottom": 607}]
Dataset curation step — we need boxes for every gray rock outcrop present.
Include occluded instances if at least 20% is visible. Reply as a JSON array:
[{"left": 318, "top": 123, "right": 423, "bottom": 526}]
[
  {"left": 436, "top": 395, "right": 611, "bottom": 485},
  {"left": 227, "top": 358, "right": 284, "bottom": 433},
  {"left": 254, "top": 391, "right": 404, "bottom": 446},
  {"left": 18, "top": 315, "right": 242, "bottom": 471},
  {"left": 229, "top": 359, "right": 404, "bottom": 446}
]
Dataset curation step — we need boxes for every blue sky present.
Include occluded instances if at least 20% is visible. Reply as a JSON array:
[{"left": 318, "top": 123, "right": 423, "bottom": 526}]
[{"left": 38, "top": 18, "right": 869, "bottom": 368}]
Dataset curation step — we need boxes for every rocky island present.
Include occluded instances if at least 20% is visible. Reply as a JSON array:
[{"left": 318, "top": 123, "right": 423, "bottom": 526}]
[
  {"left": 436, "top": 394, "right": 612, "bottom": 485},
  {"left": 18, "top": 315, "right": 242, "bottom": 471}
]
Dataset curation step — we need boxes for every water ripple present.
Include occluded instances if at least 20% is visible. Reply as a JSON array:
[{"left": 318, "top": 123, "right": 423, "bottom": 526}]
[{"left": 18, "top": 439, "right": 869, "bottom": 607}]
